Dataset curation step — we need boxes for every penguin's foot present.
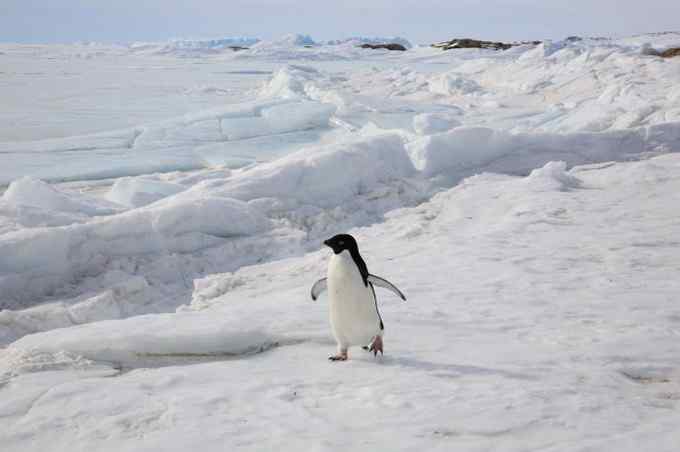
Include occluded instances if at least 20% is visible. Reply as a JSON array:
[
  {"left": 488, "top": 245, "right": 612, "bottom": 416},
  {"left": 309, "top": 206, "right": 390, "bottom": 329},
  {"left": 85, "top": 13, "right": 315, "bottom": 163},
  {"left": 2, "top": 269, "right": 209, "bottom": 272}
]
[
  {"left": 329, "top": 352, "right": 348, "bottom": 361},
  {"left": 368, "top": 336, "right": 383, "bottom": 357}
]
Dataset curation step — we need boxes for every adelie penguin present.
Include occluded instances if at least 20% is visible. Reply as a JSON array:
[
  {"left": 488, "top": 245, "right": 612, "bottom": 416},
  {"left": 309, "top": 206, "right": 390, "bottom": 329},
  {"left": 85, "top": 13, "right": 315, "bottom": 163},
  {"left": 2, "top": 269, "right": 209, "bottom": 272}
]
[{"left": 310, "top": 234, "right": 406, "bottom": 361}]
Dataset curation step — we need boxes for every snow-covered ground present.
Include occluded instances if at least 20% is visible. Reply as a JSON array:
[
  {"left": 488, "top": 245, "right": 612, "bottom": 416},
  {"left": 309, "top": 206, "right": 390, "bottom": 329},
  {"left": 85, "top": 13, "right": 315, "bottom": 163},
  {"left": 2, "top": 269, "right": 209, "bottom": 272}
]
[{"left": 2, "top": 32, "right": 680, "bottom": 451}]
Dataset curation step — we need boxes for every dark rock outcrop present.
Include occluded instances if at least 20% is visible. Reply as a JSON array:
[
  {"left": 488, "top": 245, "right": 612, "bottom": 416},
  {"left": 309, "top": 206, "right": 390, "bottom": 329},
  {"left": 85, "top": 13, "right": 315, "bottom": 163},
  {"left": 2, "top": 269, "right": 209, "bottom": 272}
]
[
  {"left": 640, "top": 46, "right": 680, "bottom": 58},
  {"left": 431, "top": 38, "right": 540, "bottom": 51},
  {"left": 660, "top": 47, "right": 680, "bottom": 58},
  {"left": 359, "top": 43, "right": 407, "bottom": 51},
  {"left": 228, "top": 46, "right": 249, "bottom": 52}
]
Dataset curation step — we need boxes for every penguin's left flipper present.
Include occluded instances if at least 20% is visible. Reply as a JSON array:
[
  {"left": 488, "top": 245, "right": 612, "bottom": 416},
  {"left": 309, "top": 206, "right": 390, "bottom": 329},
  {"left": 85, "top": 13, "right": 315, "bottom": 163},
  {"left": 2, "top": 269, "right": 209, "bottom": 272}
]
[
  {"left": 367, "top": 274, "right": 406, "bottom": 301},
  {"left": 310, "top": 278, "right": 327, "bottom": 301}
]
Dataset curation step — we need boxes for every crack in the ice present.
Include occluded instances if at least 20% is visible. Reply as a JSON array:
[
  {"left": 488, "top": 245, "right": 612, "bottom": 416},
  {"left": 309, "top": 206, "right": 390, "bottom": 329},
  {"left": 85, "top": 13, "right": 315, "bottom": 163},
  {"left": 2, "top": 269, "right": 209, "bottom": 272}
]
[
  {"left": 382, "top": 355, "right": 538, "bottom": 381},
  {"left": 108, "top": 338, "right": 309, "bottom": 374},
  {"left": 620, "top": 369, "right": 672, "bottom": 384}
]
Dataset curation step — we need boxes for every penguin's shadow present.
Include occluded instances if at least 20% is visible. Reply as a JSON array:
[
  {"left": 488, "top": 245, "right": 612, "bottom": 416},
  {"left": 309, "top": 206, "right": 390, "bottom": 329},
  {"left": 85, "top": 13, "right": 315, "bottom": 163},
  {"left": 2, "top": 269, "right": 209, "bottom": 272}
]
[{"left": 375, "top": 355, "right": 538, "bottom": 381}]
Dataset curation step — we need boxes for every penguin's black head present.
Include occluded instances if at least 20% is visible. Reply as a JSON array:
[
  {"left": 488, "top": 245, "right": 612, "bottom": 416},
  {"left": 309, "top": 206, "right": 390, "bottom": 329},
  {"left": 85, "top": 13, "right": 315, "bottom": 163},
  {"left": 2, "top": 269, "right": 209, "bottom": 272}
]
[{"left": 323, "top": 234, "right": 359, "bottom": 255}]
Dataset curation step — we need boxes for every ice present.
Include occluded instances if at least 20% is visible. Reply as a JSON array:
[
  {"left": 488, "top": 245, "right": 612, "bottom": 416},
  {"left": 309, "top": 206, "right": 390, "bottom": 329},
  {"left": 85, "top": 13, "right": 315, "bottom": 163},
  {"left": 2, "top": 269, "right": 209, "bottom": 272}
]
[
  {"left": 2, "top": 176, "right": 118, "bottom": 215},
  {"left": 0, "top": 177, "right": 123, "bottom": 233},
  {"left": 413, "top": 112, "right": 461, "bottom": 135},
  {"left": 220, "top": 102, "right": 336, "bottom": 139},
  {"left": 238, "top": 34, "right": 374, "bottom": 61},
  {"left": 0, "top": 97, "right": 337, "bottom": 185},
  {"left": 263, "top": 33, "right": 316, "bottom": 47},
  {"left": 106, "top": 177, "right": 186, "bottom": 208},
  {"left": 129, "top": 37, "right": 261, "bottom": 57},
  {"left": 9, "top": 312, "right": 279, "bottom": 368},
  {"left": 258, "top": 64, "right": 323, "bottom": 98},
  {"left": 407, "top": 122, "right": 680, "bottom": 181},
  {"left": 0, "top": 192, "right": 269, "bottom": 310},
  {"left": 193, "top": 128, "right": 329, "bottom": 168},
  {"left": 210, "top": 133, "right": 415, "bottom": 207},
  {"left": 428, "top": 73, "right": 483, "bottom": 96},
  {"left": 0, "top": 276, "right": 153, "bottom": 344},
  {"left": 3, "top": 32, "right": 680, "bottom": 452},
  {"left": 524, "top": 161, "right": 582, "bottom": 191}
]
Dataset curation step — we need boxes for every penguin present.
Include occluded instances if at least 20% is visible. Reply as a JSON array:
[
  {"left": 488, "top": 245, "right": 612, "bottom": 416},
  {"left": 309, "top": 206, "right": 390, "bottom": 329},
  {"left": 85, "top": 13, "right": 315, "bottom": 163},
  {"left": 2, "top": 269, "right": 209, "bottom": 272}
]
[{"left": 310, "top": 233, "right": 406, "bottom": 361}]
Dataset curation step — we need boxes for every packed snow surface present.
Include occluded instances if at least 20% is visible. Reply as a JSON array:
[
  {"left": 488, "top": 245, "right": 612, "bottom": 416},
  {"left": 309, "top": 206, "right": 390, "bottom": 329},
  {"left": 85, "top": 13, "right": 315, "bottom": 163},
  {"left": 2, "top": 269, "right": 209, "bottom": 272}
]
[{"left": 2, "top": 32, "right": 680, "bottom": 451}]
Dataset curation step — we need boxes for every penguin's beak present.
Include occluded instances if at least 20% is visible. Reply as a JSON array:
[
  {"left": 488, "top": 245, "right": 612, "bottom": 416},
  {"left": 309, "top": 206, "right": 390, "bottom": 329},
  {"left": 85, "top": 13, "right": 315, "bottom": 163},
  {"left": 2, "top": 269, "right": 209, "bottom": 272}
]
[{"left": 323, "top": 239, "right": 331, "bottom": 247}]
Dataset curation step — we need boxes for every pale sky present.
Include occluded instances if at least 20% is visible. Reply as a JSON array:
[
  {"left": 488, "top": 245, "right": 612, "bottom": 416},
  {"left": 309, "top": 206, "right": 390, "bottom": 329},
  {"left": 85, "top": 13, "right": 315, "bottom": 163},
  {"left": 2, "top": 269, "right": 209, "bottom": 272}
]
[{"left": 2, "top": 0, "right": 679, "bottom": 44}]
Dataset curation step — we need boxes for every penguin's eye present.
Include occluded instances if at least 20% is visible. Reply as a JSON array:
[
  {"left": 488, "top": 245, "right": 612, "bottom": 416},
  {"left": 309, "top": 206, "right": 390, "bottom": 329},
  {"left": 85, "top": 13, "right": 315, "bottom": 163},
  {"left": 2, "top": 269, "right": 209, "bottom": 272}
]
[{"left": 338, "top": 241, "right": 344, "bottom": 246}]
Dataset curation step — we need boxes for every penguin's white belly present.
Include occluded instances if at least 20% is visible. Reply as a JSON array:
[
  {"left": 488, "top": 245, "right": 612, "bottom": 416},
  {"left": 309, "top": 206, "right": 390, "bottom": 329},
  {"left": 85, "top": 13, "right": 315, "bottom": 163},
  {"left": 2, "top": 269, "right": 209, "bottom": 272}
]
[{"left": 327, "top": 252, "right": 381, "bottom": 347}]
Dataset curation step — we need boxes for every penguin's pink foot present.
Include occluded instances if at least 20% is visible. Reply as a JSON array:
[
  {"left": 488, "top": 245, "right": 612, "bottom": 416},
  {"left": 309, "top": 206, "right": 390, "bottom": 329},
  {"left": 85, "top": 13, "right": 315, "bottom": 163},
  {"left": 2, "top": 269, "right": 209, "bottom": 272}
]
[
  {"left": 369, "top": 336, "right": 383, "bottom": 356},
  {"left": 329, "top": 350, "right": 348, "bottom": 361}
]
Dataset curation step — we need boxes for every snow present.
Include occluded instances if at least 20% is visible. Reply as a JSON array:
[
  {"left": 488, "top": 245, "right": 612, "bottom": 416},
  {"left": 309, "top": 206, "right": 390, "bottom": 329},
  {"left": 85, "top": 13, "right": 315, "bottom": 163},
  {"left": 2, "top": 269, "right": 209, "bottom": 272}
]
[
  {"left": 106, "top": 177, "right": 186, "bottom": 208},
  {"left": 2, "top": 32, "right": 680, "bottom": 451},
  {"left": 10, "top": 312, "right": 279, "bottom": 368},
  {"left": 129, "top": 37, "right": 261, "bottom": 57},
  {"left": 4, "top": 177, "right": 121, "bottom": 216},
  {"left": 412, "top": 112, "right": 461, "bottom": 135},
  {"left": 524, "top": 161, "right": 582, "bottom": 191}
]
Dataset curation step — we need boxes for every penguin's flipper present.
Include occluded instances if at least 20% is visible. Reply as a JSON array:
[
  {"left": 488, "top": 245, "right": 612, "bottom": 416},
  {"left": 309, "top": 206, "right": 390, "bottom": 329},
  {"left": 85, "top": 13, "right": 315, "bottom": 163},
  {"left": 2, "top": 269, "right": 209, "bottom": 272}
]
[
  {"left": 310, "top": 278, "right": 327, "bottom": 301},
  {"left": 367, "top": 274, "right": 406, "bottom": 301}
]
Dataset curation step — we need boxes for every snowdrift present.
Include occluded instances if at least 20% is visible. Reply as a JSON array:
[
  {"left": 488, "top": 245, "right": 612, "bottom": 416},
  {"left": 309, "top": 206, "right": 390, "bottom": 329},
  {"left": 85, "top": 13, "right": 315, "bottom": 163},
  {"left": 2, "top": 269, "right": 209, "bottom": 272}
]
[
  {"left": 408, "top": 122, "right": 680, "bottom": 179},
  {"left": 10, "top": 312, "right": 279, "bottom": 368}
]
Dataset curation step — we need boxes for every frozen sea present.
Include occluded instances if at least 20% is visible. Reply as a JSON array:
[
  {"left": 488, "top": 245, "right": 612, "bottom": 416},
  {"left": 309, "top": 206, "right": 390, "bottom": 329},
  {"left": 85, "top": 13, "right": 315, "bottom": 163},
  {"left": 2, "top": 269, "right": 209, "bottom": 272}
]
[{"left": 1, "top": 33, "right": 680, "bottom": 451}]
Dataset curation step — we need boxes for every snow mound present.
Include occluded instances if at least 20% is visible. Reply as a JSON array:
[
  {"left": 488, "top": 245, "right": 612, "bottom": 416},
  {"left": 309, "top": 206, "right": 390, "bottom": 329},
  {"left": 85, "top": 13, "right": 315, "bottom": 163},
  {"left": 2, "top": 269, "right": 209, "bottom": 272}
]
[
  {"left": 148, "top": 194, "right": 268, "bottom": 237},
  {"left": 3, "top": 177, "right": 121, "bottom": 216},
  {"left": 211, "top": 132, "right": 416, "bottom": 207},
  {"left": 165, "top": 37, "right": 260, "bottom": 49},
  {"left": 106, "top": 177, "right": 186, "bottom": 208},
  {"left": 9, "top": 313, "right": 278, "bottom": 368},
  {"left": 0, "top": 276, "right": 153, "bottom": 344},
  {"left": 429, "top": 73, "right": 483, "bottom": 96},
  {"left": 517, "top": 40, "right": 569, "bottom": 60},
  {"left": 0, "top": 177, "right": 124, "bottom": 233},
  {"left": 524, "top": 161, "right": 582, "bottom": 191},
  {"left": 0, "top": 193, "right": 269, "bottom": 309},
  {"left": 270, "top": 34, "right": 316, "bottom": 47},
  {"left": 407, "top": 122, "right": 680, "bottom": 181},
  {"left": 408, "top": 127, "right": 510, "bottom": 177},
  {"left": 0, "top": 348, "right": 116, "bottom": 385},
  {"left": 259, "top": 65, "right": 322, "bottom": 98},
  {"left": 413, "top": 112, "right": 461, "bottom": 135},
  {"left": 246, "top": 34, "right": 317, "bottom": 54},
  {"left": 223, "top": 101, "right": 335, "bottom": 138},
  {"left": 129, "top": 37, "right": 260, "bottom": 56},
  {"left": 240, "top": 34, "right": 357, "bottom": 60}
]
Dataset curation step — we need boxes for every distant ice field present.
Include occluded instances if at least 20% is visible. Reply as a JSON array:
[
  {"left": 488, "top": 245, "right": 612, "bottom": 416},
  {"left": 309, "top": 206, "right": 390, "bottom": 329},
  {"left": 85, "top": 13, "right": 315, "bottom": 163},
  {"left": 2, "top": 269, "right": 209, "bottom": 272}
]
[{"left": 0, "top": 49, "right": 267, "bottom": 142}]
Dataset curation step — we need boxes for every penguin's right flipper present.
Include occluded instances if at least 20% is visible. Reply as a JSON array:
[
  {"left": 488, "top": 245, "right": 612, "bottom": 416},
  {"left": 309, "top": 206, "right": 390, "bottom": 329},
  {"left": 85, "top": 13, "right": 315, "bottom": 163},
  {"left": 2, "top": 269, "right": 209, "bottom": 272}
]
[
  {"left": 367, "top": 274, "right": 406, "bottom": 301},
  {"left": 310, "top": 278, "right": 327, "bottom": 301}
]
